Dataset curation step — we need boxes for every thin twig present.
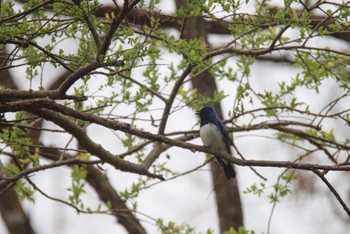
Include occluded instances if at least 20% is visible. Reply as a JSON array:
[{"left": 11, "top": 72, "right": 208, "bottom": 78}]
[{"left": 313, "top": 169, "right": 350, "bottom": 217}]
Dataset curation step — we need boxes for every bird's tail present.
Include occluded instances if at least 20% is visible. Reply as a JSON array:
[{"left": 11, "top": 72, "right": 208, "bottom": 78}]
[
  {"left": 215, "top": 157, "right": 236, "bottom": 179},
  {"left": 222, "top": 162, "right": 235, "bottom": 179}
]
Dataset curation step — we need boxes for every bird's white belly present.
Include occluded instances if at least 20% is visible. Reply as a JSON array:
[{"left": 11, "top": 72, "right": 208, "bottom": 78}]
[{"left": 200, "top": 123, "right": 227, "bottom": 150}]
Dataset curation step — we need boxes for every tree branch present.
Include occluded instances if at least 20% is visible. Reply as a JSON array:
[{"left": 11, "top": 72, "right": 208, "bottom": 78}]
[
  {"left": 93, "top": 3, "right": 350, "bottom": 43},
  {"left": 312, "top": 169, "right": 350, "bottom": 217},
  {"left": 72, "top": 0, "right": 102, "bottom": 49},
  {"left": 157, "top": 65, "right": 193, "bottom": 135},
  {"left": 56, "top": 61, "right": 124, "bottom": 95},
  {"left": 97, "top": 0, "right": 141, "bottom": 60},
  {"left": 0, "top": 89, "right": 85, "bottom": 101},
  {"left": 36, "top": 145, "right": 147, "bottom": 234},
  {"left": 0, "top": 158, "right": 100, "bottom": 195},
  {"left": 1, "top": 99, "right": 349, "bottom": 173},
  {"left": 28, "top": 107, "right": 164, "bottom": 180}
]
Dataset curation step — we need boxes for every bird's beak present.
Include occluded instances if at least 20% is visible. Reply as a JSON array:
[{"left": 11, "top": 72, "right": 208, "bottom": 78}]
[{"left": 195, "top": 111, "right": 200, "bottom": 115}]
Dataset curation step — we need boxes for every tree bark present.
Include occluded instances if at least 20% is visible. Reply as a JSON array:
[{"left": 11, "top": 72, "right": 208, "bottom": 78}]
[
  {"left": 175, "top": 1, "right": 244, "bottom": 231},
  {"left": 40, "top": 146, "right": 148, "bottom": 234},
  {"left": 0, "top": 188, "right": 36, "bottom": 234}
]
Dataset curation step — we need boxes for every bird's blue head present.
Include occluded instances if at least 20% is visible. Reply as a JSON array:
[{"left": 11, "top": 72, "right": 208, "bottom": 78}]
[{"left": 197, "top": 105, "right": 217, "bottom": 124}]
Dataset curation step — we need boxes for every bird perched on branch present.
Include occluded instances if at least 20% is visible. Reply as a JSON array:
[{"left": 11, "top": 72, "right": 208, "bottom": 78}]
[{"left": 197, "top": 105, "right": 235, "bottom": 179}]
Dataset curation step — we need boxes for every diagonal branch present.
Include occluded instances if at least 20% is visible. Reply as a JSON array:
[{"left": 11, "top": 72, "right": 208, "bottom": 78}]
[
  {"left": 72, "top": 0, "right": 102, "bottom": 49},
  {"left": 37, "top": 145, "right": 147, "bottom": 234},
  {"left": 28, "top": 107, "right": 164, "bottom": 180},
  {"left": 313, "top": 169, "right": 350, "bottom": 217},
  {"left": 56, "top": 61, "right": 124, "bottom": 95},
  {"left": 0, "top": 0, "right": 54, "bottom": 24},
  {"left": 97, "top": 0, "right": 141, "bottom": 60},
  {"left": 157, "top": 65, "right": 193, "bottom": 135}
]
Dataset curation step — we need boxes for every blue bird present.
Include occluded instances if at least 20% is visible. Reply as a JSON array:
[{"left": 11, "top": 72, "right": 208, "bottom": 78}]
[{"left": 198, "top": 105, "right": 235, "bottom": 179}]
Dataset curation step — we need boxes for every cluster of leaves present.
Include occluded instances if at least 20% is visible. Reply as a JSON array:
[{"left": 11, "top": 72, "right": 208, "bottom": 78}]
[
  {"left": 244, "top": 173, "right": 298, "bottom": 203},
  {"left": 0, "top": 112, "right": 38, "bottom": 202},
  {"left": 156, "top": 218, "right": 255, "bottom": 234},
  {"left": 68, "top": 165, "right": 87, "bottom": 208},
  {"left": 156, "top": 218, "right": 199, "bottom": 234}
]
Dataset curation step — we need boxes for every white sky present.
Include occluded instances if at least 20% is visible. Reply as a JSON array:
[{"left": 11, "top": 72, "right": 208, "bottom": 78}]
[{"left": 1, "top": 1, "right": 350, "bottom": 234}]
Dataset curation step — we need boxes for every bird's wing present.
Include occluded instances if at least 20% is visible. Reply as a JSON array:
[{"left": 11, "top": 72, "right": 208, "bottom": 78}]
[{"left": 215, "top": 117, "right": 232, "bottom": 154}]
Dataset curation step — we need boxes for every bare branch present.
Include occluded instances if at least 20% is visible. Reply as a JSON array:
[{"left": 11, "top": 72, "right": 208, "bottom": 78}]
[
  {"left": 313, "top": 169, "right": 350, "bottom": 217},
  {"left": 158, "top": 65, "right": 193, "bottom": 135},
  {"left": 57, "top": 61, "right": 124, "bottom": 95}
]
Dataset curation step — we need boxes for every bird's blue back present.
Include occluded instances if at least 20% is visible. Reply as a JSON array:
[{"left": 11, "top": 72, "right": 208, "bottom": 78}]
[{"left": 198, "top": 105, "right": 231, "bottom": 154}]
